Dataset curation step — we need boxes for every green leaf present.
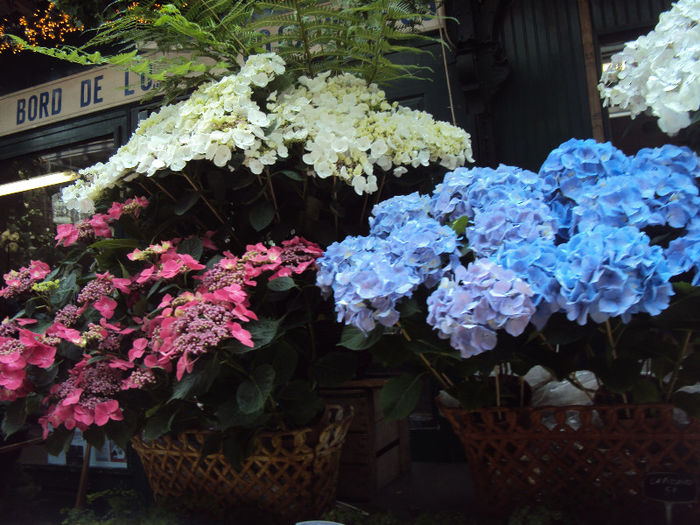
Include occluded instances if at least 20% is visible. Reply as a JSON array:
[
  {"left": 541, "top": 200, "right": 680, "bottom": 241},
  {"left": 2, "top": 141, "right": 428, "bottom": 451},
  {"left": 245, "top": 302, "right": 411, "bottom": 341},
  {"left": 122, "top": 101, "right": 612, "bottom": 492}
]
[
  {"left": 177, "top": 236, "right": 203, "bottom": 261},
  {"left": 215, "top": 401, "right": 268, "bottom": 431},
  {"left": 206, "top": 254, "right": 223, "bottom": 269},
  {"left": 673, "top": 391, "right": 700, "bottom": 419},
  {"left": 450, "top": 215, "right": 470, "bottom": 236},
  {"left": 398, "top": 298, "right": 423, "bottom": 319},
  {"left": 45, "top": 427, "right": 75, "bottom": 456},
  {"left": 89, "top": 238, "right": 140, "bottom": 250},
  {"left": 50, "top": 271, "right": 77, "bottom": 307},
  {"left": 379, "top": 373, "right": 424, "bottom": 420},
  {"left": 1, "top": 398, "right": 26, "bottom": 438},
  {"left": 200, "top": 433, "right": 223, "bottom": 459},
  {"left": 272, "top": 342, "right": 298, "bottom": 386},
  {"left": 249, "top": 201, "right": 275, "bottom": 232},
  {"left": 595, "top": 357, "right": 643, "bottom": 394},
  {"left": 143, "top": 407, "right": 178, "bottom": 441},
  {"left": 174, "top": 191, "right": 200, "bottom": 216},
  {"left": 267, "top": 276, "right": 296, "bottom": 291},
  {"left": 222, "top": 431, "right": 255, "bottom": 470},
  {"left": 278, "top": 169, "right": 304, "bottom": 181},
  {"left": 630, "top": 378, "right": 661, "bottom": 404},
  {"left": 277, "top": 381, "right": 324, "bottom": 426},
  {"left": 310, "top": 351, "right": 357, "bottom": 387},
  {"left": 248, "top": 317, "right": 282, "bottom": 349},
  {"left": 236, "top": 365, "right": 276, "bottom": 414},
  {"left": 170, "top": 356, "right": 220, "bottom": 401},
  {"left": 82, "top": 427, "right": 106, "bottom": 450},
  {"left": 370, "top": 342, "right": 413, "bottom": 367},
  {"left": 338, "top": 324, "right": 384, "bottom": 350}
]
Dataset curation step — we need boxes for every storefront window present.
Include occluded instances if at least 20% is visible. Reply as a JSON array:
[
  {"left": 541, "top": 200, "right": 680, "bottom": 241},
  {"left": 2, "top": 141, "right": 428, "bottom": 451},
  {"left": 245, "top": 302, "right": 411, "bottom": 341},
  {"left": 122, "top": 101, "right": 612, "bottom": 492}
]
[{"left": 0, "top": 138, "right": 114, "bottom": 275}]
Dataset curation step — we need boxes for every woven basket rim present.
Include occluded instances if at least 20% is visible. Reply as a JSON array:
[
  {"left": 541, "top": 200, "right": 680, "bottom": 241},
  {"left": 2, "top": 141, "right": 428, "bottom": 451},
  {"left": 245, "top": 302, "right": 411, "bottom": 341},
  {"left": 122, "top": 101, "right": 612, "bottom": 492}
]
[
  {"left": 132, "top": 403, "right": 353, "bottom": 447},
  {"left": 437, "top": 399, "right": 698, "bottom": 419}
]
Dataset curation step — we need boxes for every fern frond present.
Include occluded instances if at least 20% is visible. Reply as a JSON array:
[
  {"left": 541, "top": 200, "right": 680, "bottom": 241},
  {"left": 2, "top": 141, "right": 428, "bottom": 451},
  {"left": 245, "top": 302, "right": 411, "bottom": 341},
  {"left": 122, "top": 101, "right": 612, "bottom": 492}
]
[{"left": 14, "top": 0, "right": 440, "bottom": 99}]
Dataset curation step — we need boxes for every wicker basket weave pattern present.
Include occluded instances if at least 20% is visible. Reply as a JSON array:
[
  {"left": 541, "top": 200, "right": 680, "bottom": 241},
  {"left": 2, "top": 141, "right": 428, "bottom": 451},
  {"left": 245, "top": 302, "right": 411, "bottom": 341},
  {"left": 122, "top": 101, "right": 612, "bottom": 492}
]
[
  {"left": 131, "top": 405, "right": 353, "bottom": 522},
  {"left": 439, "top": 403, "right": 700, "bottom": 518}
]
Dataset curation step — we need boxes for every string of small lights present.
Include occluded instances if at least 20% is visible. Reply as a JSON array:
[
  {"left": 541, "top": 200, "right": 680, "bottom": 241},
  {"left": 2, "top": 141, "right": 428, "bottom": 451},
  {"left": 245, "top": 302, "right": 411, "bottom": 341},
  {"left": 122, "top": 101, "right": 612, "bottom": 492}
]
[{"left": 0, "top": 1, "right": 78, "bottom": 54}]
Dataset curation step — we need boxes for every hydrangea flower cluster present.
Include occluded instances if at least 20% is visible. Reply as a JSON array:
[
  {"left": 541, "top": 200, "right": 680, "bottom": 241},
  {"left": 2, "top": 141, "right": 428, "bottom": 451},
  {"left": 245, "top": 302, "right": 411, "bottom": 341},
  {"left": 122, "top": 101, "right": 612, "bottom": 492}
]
[
  {"left": 0, "top": 260, "right": 50, "bottom": 299},
  {"left": 466, "top": 197, "right": 558, "bottom": 256},
  {"left": 426, "top": 260, "right": 535, "bottom": 358},
  {"left": 55, "top": 196, "right": 149, "bottom": 247},
  {"left": 317, "top": 212, "right": 459, "bottom": 333},
  {"left": 429, "top": 165, "right": 544, "bottom": 224},
  {"left": 554, "top": 225, "right": 673, "bottom": 324},
  {"left": 0, "top": 326, "right": 56, "bottom": 401},
  {"left": 199, "top": 237, "right": 321, "bottom": 291},
  {"left": 0, "top": 183, "right": 327, "bottom": 444},
  {"left": 321, "top": 138, "right": 700, "bottom": 357},
  {"left": 60, "top": 53, "right": 472, "bottom": 213},
  {"left": 40, "top": 358, "right": 125, "bottom": 438},
  {"left": 145, "top": 296, "right": 253, "bottom": 380},
  {"left": 270, "top": 72, "right": 473, "bottom": 194},
  {"left": 598, "top": 0, "right": 700, "bottom": 135}
]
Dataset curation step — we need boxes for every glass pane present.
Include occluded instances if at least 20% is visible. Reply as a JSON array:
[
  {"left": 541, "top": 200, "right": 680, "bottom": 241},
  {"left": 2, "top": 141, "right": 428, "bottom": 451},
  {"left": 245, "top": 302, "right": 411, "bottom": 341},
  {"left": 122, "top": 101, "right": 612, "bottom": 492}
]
[{"left": 0, "top": 137, "right": 115, "bottom": 275}]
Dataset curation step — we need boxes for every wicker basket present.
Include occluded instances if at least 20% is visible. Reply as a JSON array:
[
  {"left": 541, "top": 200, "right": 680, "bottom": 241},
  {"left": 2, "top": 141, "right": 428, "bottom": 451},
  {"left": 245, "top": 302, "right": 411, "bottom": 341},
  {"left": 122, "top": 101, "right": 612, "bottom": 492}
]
[
  {"left": 439, "top": 402, "right": 700, "bottom": 520},
  {"left": 131, "top": 404, "right": 353, "bottom": 523}
]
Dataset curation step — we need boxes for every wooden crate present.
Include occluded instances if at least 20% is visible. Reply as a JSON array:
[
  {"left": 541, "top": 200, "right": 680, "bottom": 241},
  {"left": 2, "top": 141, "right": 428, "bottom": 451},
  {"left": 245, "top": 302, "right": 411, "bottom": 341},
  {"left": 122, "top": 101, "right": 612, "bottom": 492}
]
[{"left": 321, "top": 378, "right": 410, "bottom": 501}]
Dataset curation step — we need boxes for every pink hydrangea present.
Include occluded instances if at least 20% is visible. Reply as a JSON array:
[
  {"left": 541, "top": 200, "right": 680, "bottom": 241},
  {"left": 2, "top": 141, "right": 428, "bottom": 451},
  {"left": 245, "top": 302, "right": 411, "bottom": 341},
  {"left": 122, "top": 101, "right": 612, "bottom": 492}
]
[
  {"left": 107, "top": 196, "right": 149, "bottom": 220},
  {"left": 0, "top": 261, "right": 50, "bottom": 298},
  {"left": 40, "top": 358, "right": 125, "bottom": 438}
]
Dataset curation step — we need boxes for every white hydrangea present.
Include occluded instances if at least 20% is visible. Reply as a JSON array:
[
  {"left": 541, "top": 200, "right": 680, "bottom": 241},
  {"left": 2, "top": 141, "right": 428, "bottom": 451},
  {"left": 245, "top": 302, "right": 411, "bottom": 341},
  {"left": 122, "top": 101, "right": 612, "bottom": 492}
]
[
  {"left": 598, "top": 0, "right": 700, "bottom": 135},
  {"left": 269, "top": 72, "right": 473, "bottom": 195},
  {"left": 62, "top": 53, "right": 473, "bottom": 212}
]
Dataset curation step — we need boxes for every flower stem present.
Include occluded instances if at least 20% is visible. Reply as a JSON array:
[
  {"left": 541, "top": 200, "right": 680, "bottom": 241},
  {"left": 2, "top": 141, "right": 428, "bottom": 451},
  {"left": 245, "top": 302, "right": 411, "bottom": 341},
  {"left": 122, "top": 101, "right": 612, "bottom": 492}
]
[
  {"left": 138, "top": 182, "right": 153, "bottom": 197},
  {"left": 399, "top": 325, "right": 453, "bottom": 389},
  {"left": 265, "top": 169, "right": 281, "bottom": 223},
  {"left": 359, "top": 193, "right": 369, "bottom": 226},
  {"left": 605, "top": 319, "right": 630, "bottom": 409},
  {"left": 605, "top": 319, "right": 616, "bottom": 358},
  {"left": 566, "top": 373, "right": 595, "bottom": 403},
  {"left": 373, "top": 174, "right": 387, "bottom": 205},
  {"left": 494, "top": 366, "right": 501, "bottom": 408},
  {"left": 182, "top": 172, "right": 226, "bottom": 226},
  {"left": 665, "top": 330, "right": 692, "bottom": 401},
  {"left": 537, "top": 331, "right": 556, "bottom": 352},
  {"left": 152, "top": 179, "right": 177, "bottom": 202}
]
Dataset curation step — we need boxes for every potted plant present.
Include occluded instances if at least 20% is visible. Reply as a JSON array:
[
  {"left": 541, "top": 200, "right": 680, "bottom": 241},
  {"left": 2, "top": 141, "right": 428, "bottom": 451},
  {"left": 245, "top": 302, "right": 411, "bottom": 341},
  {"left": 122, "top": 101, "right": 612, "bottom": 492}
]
[
  {"left": 317, "top": 136, "right": 700, "bottom": 520},
  {"left": 1, "top": 3, "right": 473, "bottom": 520}
]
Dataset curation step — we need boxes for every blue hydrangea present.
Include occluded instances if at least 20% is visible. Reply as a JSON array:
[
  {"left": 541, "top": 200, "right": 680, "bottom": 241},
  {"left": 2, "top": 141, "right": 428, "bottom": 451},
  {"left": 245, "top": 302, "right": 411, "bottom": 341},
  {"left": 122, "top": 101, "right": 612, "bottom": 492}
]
[
  {"left": 387, "top": 218, "right": 460, "bottom": 288},
  {"left": 316, "top": 216, "right": 459, "bottom": 333},
  {"left": 316, "top": 236, "right": 421, "bottom": 332},
  {"left": 430, "top": 165, "right": 541, "bottom": 224},
  {"left": 466, "top": 197, "right": 558, "bottom": 256},
  {"left": 319, "top": 138, "right": 697, "bottom": 359},
  {"left": 554, "top": 225, "right": 674, "bottom": 324},
  {"left": 369, "top": 192, "right": 432, "bottom": 238},
  {"left": 538, "top": 139, "right": 630, "bottom": 201},
  {"left": 491, "top": 238, "right": 564, "bottom": 329},
  {"left": 572, "top": 175, "right": 661, "bottom": 231},
  {"left": 426, "top": 259, "right": 535, "bottom": 358},
  {"left": 630, "top": 145, "right": 700, "bottom": 229},
  {"left": 666, "top": 217, "right": 700, "bottom": 285}
]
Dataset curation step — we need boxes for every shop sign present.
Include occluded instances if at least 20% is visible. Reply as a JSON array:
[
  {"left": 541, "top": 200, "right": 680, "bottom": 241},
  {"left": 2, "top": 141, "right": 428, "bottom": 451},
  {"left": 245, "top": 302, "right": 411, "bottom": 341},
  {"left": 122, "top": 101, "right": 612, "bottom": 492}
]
[
  {"left": 0, "top": 3, "right": 442, "bottom": 138},
  {"left": 0, "top": 65, "right": 156, "bottom": 137}
]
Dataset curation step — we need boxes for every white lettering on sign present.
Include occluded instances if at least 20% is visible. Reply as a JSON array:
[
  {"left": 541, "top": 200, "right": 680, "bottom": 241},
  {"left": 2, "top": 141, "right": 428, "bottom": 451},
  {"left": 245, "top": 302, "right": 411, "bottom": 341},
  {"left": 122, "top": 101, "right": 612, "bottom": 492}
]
[{"left": 0, "top": 65, "right": 157, "bottom": 137}]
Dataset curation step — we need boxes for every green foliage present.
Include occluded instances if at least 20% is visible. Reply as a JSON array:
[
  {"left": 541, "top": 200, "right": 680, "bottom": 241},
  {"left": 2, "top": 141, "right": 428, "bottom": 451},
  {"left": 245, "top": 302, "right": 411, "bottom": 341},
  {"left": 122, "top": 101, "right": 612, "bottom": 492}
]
[
  {"left": 13, "top": 0, "right": 439, "bottom": 102},
  {"left": 61, "top": 489, "right": 183, "bottom": 525},
  {"left": 379, "top": 372, "right": 425, "bottom": 419}
]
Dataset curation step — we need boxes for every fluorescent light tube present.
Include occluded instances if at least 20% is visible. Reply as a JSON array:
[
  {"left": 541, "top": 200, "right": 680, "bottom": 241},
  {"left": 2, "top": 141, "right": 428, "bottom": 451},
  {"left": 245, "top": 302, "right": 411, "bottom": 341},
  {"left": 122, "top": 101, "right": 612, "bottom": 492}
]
[{"left": 0, "top": 171, "right": 78, "bottom": 197}]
